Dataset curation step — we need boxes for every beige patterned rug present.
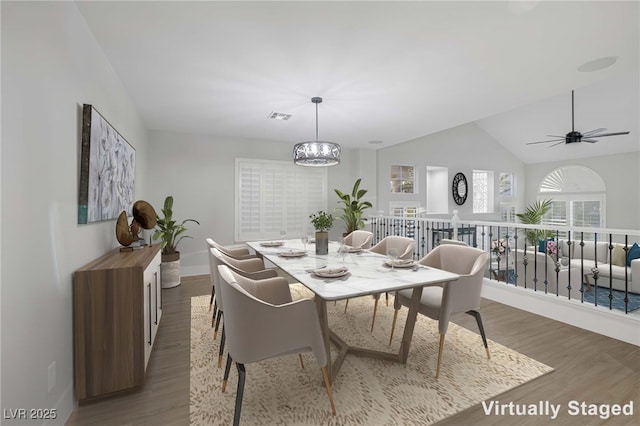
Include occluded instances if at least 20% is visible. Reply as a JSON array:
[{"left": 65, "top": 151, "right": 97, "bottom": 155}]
[{"left": 190, "top": 285, "right": 553, "bottom": 425}]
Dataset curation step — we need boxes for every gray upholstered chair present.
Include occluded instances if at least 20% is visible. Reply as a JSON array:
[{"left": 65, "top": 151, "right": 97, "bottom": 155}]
[
  {"left": 210, "top": 248, "right": 279, "bottom": 368},
  {"left": 205, "top": 238, "right": 255, "bottom": 314},
  {"left": 439, "top": 238, "right": 468, "bottom": 246},
  {"left": 217, "top": 265, "right": 336, "bottom": 425},
  {"left": 344, "top": 230, "right": 373, "bottom": 249},
  {"left": 206, "top": 238, "right": 255, "bottom": 260},
  {"left": 364, "top": 236, "right": 415, "bottom": 331},
  {"left": 388, "top": 244, "right": 490, "bottom": 378}
]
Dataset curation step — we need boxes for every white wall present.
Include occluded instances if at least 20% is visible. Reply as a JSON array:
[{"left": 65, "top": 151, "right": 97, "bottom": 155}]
[
  {"left": 377, "top": 122, "right": 526, "bottom": 221},
  {"left": 146, "top": 130, "right": 374, "bottom": 275},
  {"left": 524, "top": 152, "right": 640, "bottom": 230},
  {"left": 1, "top": 2, "right": 150, "bottom": 423}
]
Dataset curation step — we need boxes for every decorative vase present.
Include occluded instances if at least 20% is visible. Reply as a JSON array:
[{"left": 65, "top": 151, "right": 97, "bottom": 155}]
[{"left": 315, "top": 231, "right": 329, "bottom": 255}]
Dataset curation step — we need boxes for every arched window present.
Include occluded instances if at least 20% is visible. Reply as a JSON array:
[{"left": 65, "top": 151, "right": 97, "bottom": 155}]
[{"left": 539, "top": 166, "right": 606, "bottom": 232}]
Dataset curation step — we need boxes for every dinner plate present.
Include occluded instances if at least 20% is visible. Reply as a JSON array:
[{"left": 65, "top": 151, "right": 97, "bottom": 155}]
[
  {"left": 260, "top": 241, "right": 284, "bottom": 247},
  {"left": 346, "top": 247, "right": 363, "bottom": 253},
  {"left": 384, "top": 259, "right": 416, "bottom": 268},
  {"left": 314, "top": 267, "right": 349, "bottom": 278},
  {"left": 279, "top": 250, "right": 306, "bottom": 258}
]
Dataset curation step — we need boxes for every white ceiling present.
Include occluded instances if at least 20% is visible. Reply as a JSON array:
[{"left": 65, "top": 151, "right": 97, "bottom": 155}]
[{"left": 76, "top": 1, "right": 639, "bottom": 164}]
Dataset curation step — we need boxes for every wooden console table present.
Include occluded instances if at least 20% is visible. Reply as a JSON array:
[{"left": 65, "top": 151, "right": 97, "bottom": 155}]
[{"left": 73, "top": 245, "right": 162, "bottom": 401}]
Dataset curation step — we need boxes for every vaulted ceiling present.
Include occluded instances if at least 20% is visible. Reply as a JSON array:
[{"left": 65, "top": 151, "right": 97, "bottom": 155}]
[{"left": 77, "top": 1, "right": 639, "bottom": 164}]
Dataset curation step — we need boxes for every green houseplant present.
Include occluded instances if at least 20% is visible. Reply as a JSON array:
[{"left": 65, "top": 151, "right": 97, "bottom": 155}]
[
  {"left": 334, "top": 178, "right": 373, "bottom": 235},
  {"left": 309, "top": 210, "right": 334, "bottom": 255},
  {"left": 516, "top": 199, "right": 553, "bottom": 247},
  {"left": 153, "top": 196, "right": 199, "bottom": 288}
]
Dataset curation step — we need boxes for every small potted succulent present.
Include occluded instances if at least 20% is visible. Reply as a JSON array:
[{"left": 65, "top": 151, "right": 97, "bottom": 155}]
[{"left": 309, "top": 210, "right": 334, "bottom": 255}]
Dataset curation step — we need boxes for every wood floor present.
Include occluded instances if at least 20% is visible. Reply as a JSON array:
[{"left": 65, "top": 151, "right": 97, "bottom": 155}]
[{"left": 66, "top": 275, "right": 639, "bottom": 426}]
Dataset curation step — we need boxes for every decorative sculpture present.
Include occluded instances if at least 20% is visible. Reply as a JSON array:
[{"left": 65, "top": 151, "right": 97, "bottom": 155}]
[{"left": 116, "top": 200, "right": 157, "bottom": 248}]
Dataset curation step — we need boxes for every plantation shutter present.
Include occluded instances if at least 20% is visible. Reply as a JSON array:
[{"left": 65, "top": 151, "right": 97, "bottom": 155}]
[{"left": 235, "top": 158, "right": 327, "bottom": 242}]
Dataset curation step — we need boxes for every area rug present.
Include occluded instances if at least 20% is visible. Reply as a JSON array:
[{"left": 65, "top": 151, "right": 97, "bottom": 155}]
[
  {"left": 190, "top": 286, "right": 553, "bottom": 425},
  {"left": 582, "top": 285, "right": 640, "bottom": 312}
]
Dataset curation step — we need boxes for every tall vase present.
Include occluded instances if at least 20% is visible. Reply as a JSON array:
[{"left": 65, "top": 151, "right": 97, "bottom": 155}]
[{"left": 315, "top": 231, "right": 329, "bottom": 255}]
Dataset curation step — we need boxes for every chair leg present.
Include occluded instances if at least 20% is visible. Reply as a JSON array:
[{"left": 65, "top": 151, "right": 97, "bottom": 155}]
[
  {"left": 214, "top": 310, "right": 223, "bottom": 339},
  {"left": 388, "top": 308, "right": 399, "bottom": 346},
  {"left": 218, "top": 326, "right": 226, "bottom": 368},
  {"left": 343, "top": 299, "right": 349, "bottom": 314},
  {"left": 320, "top": 367, "right": 337, "bottom": 416},
  {"left": 466, "top": 310, "right": 490, "bottom": 359},
  {"left": 371, "top": 295, "right": 380, "bottom": 332},
  {"left": 436, "top": 333, "right": 446, "bottom": 379},
  {"left": 233, "top": 363, "right": 246, "bottom": 426},
  {"left": 221, "top": 354, "right": 232, "bottom": 392},
  {"left": 209, "top": 291, "right": 214, "bottom": 311},
  {"left": 298, "top": 354, "right": 305, "bottom": 369},
  {"left": 385, "top": 292, "right": 389, "bottom": 306}
]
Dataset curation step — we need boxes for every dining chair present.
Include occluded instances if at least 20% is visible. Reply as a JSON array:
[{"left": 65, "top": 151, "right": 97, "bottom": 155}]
[
  {"left": 365, "top": 236, "right": 415, "bottom": 331},
  {"left": 388, "top": 244, "right": 490, "bottom": 379},
  {"left": 205, "top": 238, "right": 255, "bottom": 315},
  {"left": 210, "top": 248, "right": 279, "bottom": 368},
  {"left": 205, "top": 238, "right": 256, "bottom": 308},
  {"left": 344, "top": 230, "right": 373, "bottom": 249},
  {"left": 217, "top": 265, "right": 337, "bottom": 425},
  {"left": 439, "top": 238, "right": 468, "bottom": 246},
  {"left": 206, "top": 238, "right": 255, "bottom": 260}
]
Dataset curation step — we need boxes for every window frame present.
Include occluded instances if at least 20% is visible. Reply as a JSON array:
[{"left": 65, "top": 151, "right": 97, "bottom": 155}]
[{"left": 234, "top": 158, "right": 328, "bottom": 242}]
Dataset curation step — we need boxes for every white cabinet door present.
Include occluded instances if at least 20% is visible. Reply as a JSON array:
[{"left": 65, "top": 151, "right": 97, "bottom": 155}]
[{"left": 143, "top": 250, "right": 162, "bottom": 370}]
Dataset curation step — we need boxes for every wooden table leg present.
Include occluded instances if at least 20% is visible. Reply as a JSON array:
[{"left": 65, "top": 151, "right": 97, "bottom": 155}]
[
  {"left": 398, "top": 285, "right": 424, "bottom": 364},
  {"left": 314, "top": 296, "right": 333, "bottom": 382}
]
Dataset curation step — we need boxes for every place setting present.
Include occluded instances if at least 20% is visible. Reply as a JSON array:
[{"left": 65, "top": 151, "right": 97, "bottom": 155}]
[
  {"left": 277, "top": 248, "right": 307, "bottom": 258},
  {"left": 259, "top": 241, "right": 285, "bottom": 247},
  {"left": 308, "top": 265, "right": 351, "bottom": 282},
  {"left": 380, "top": 247, "right": 416, "bottom": 271}
]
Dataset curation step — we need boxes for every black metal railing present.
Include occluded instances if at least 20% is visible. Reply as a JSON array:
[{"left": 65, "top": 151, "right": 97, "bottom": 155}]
[{"left": 368, "top": 216, "right": 640, "bottom": 315}]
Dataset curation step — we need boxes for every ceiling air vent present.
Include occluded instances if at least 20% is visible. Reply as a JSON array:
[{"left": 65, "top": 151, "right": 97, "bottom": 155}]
[{"left": 268, "top": 112, "right": 292, "bottom": 121}]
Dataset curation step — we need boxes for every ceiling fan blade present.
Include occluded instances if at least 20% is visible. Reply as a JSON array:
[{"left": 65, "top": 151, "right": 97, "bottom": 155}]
[
  {"left": 588, "top": 131, "right": 630, "bottom": 137},
  {"left": 526, "top": 138, "right": 565, "bottom": 145},
  {"left": 582, "top": 139, "right": 598, "bottom": 143},
  {"left": 549, "top": 141, "right": 565, "bottom": 147},
  {"left": 582, "top": 127, "right": 606, "bottom": 135},
  {"left": 546, "top": 134, "right": 566, "bottom": 138}
]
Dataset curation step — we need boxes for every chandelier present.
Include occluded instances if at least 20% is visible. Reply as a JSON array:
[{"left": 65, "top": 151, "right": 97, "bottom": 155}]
[{"left": 293, "top": 97, "right": 341, "bottom": 166}]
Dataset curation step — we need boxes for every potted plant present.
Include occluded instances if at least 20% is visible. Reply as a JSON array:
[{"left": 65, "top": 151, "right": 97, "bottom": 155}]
[
  {"left": 334, "top": 178, "right": 373, "bottom": 236},
  {"left": 309, "top": 210, "right": 334, "bottom": 255},
  {"left": 153, "top": 195, "right": 199, "bottom": 288},
  {"left": 516, "top": 199, "right": 553, "bottom": 248}
]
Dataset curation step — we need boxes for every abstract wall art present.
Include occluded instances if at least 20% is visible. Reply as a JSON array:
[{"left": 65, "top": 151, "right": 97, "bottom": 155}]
[{"left": 78, "top": 104, "right": 136, "bottom": 224}]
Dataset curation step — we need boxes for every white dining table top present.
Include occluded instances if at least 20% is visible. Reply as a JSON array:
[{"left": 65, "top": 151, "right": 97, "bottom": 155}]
[{"left": 247, "top": 239, "right": 459, "bottom": 301}]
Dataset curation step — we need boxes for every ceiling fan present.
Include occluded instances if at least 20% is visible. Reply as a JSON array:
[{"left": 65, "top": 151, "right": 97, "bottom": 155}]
[{"left": 526, "top": 90, "right": 630, "bottom": 147}]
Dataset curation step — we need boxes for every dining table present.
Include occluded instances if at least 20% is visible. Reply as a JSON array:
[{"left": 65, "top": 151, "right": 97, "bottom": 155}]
[{"left": 246, "top": 239, "right": 459, "bottom": 383}]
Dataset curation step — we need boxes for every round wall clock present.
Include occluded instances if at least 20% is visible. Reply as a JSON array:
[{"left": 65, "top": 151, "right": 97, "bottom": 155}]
[{"left": 452, "top": 172, "right": 468, "bottom": 205}]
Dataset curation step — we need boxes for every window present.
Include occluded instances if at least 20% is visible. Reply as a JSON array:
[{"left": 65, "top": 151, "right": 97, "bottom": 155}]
[
  {"left": 473, "top": 170, "right": 494, "bottom": 213},
  {"left": 235, "top": 158, "right": 327, "bottom": 241},
  {"left": 538, "top": 166, "right": 606, "bottom": 239},
  {"left": 390, "top": 165, "right": 415, "bottom": 193},
  {"left": 499, "top": 172, "right": 514, "bottom": 197}
]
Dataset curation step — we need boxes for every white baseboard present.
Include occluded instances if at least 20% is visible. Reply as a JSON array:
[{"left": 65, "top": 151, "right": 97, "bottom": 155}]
[{"left": 482, "top": 279, "right": 640, "bottom": 346}]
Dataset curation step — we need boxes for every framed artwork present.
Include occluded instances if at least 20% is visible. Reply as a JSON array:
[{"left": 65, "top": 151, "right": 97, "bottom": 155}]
[{"left": 78, "top": 104, "right": 136, "bottom": 224}]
